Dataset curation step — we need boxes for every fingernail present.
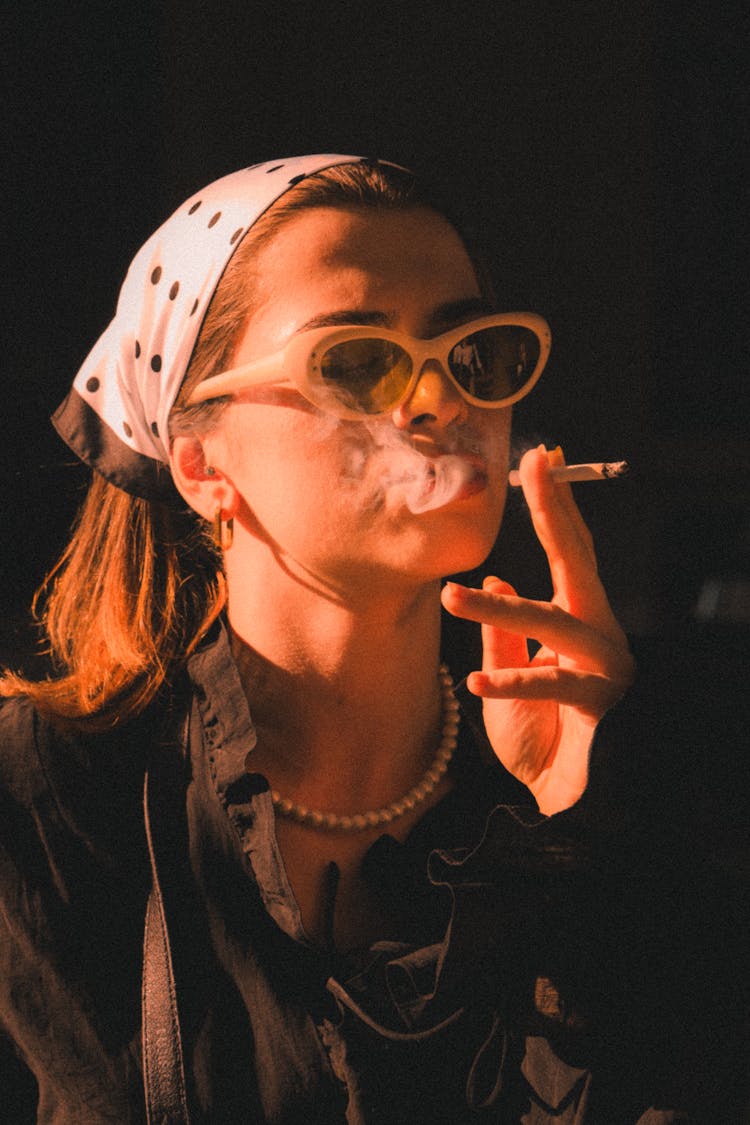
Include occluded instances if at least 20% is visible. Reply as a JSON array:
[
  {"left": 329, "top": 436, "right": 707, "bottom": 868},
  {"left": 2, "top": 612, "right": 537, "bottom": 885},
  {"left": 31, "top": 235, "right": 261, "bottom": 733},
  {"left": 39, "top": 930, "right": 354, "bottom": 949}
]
[
  {"left": 467, "top": 671, "right": 489, "bottom": 694},
  {"left": 483, "top": 576, "right": 507, "bottom": 596}
]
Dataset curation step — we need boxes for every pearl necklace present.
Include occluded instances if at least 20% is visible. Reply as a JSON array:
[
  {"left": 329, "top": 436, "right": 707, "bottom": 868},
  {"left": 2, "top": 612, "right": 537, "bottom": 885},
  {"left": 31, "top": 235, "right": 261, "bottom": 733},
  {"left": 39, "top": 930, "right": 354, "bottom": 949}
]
[{"left": 270, "top": 664, "right": 460, "bottom": 832}]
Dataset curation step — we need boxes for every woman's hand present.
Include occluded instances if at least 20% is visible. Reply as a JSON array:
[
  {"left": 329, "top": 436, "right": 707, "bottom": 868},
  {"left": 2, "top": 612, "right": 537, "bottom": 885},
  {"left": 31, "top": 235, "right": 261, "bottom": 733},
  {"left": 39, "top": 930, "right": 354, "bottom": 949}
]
[{"left": 441, "top": 445, "right": 635, "bottom": 816}]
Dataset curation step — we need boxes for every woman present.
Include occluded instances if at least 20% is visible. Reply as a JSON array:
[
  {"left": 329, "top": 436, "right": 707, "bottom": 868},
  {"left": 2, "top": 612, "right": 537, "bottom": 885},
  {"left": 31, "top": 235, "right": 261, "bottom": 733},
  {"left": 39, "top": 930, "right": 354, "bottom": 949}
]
[{"left": 0, "top": 155, "right": 742, "bottom": 1122}]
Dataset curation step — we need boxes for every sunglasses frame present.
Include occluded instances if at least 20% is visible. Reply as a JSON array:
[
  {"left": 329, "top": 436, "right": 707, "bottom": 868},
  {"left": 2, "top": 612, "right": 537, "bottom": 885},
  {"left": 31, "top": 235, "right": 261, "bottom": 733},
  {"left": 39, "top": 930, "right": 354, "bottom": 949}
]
[{"left": 187, "top": 311, "right": 551, "bottom": 420}]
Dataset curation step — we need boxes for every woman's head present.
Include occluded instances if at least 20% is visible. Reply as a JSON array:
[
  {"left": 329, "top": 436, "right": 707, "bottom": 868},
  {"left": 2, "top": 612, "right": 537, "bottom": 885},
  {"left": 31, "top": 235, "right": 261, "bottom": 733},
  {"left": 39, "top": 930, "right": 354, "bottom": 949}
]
[{"left": 164, "top": 160, "right": 552, "bottom": 592}]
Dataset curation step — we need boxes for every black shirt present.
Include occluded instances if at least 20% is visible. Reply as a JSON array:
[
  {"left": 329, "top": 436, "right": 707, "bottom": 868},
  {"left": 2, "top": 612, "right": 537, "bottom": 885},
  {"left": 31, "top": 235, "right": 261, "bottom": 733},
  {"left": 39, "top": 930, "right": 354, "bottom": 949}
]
[{"left": 1, "top": 621, "right": 747, "bottom": 1123}]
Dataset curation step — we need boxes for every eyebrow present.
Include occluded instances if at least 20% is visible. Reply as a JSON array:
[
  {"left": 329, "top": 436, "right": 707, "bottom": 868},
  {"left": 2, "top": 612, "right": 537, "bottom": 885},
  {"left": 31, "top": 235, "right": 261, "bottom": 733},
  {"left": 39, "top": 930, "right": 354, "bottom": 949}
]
[
  {"left": 295, "top": 297, "right": 496, "bottom": 336},
  {"left": 296, "top": 309, "right": 391, "bottom": 332}
]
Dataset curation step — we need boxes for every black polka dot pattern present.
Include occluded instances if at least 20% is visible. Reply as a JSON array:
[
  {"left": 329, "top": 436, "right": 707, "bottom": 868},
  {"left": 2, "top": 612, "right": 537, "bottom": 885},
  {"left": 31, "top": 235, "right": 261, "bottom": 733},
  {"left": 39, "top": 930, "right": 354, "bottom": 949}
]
[
  {"left": 151, "top": 355, "right": 162, "bottom": 373},
  {"left": 169, "top": 281, "right": 180, "bottom": 300},
  {"left": 188, "top": 201, "right": 202, "bottom": 214},
  {"left": 123, "top": 422, "right": 133, "bottom": 438},
  {"left": 151, "top": 266, "right": 162, "bottom": 285},
  {"left": 190, "top": 299, "right": 199, "bottom": 316},
  {"left": 151, "top": 422, "right": 159, "bottom": 436},
  {"left": 230, "top": 228, "right": 243, "bottom": 244},
  {"left": 266, "top": 165, "right": 284, "bottom": 174},
  {"left": 86, "top": 377, "right": 100, "bottom": 393},
  {"left": 208, "top": 212, "right": 222, "bottom": 228},
  {"left": 135, "top": 341, "right": 141, "bottom": 358},
  {"left": 287, "top": 174, "right": 306, "bottom": 186}
]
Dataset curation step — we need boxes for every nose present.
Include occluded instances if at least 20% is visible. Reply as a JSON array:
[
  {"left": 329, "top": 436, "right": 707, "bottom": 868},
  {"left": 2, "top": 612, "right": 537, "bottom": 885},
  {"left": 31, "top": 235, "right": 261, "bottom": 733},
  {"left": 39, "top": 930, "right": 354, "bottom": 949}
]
[{"left": 391, "top": 360, "right": 468, "bottom": 431}]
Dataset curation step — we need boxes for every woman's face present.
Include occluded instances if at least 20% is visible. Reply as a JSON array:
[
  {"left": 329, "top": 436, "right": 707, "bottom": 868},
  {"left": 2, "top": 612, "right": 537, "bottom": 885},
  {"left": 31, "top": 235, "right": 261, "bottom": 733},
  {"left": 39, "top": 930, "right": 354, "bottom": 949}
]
[{"left": 204, "top": 205, "right": 511, "bottom": 594}]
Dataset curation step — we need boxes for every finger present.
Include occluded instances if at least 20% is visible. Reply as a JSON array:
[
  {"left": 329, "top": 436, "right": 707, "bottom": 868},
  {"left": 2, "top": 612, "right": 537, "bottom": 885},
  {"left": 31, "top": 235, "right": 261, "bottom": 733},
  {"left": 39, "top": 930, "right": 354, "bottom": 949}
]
[
  {"left": 545, "top": 446, "right": 596, "bottom": 565},
  {"left": 519, "top": 447, "right": 621, "bottom": 635},
  {"left": 442, "top": 582, "right": 631, "bottom": 678},
  {"left": 480, "top": 578, "right": 529, "bottom": 670},
  {"left": 466, "top": 664, "right": 629, "bottom": 716},
  {"left": 519, "top": 446, "right": 598, "bottom": 593}
]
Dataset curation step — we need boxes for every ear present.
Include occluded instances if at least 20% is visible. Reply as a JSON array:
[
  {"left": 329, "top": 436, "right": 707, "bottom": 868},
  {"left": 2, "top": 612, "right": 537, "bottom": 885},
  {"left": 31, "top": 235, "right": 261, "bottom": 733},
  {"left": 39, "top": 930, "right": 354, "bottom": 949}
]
[{"left": 170, "top": 434, "right": 240, "bottom": 522}]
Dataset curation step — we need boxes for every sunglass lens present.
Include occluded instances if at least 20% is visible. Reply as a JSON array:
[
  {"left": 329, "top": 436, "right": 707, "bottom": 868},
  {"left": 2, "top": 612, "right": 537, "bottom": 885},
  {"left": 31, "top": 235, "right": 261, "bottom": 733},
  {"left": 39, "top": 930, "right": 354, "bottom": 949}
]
[
  {"left": 449, "top": 325, "right": 540, "bottom": 401},
  {"left": 320, "top": 340, "right": 412, "bottom": 413}
]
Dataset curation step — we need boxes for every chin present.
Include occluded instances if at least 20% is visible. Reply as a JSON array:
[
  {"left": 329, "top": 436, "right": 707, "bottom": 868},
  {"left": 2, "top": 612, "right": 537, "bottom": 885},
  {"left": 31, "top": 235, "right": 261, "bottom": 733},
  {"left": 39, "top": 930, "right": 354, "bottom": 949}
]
[
  {"left": 437, "top": 538, "right": 496, "bottom": 578},
  {"left": 402, "top": 513, "right": 500, "bottom": 583},
  {"left": 424, "top": 492, "right": 504, "bottom": 567}
]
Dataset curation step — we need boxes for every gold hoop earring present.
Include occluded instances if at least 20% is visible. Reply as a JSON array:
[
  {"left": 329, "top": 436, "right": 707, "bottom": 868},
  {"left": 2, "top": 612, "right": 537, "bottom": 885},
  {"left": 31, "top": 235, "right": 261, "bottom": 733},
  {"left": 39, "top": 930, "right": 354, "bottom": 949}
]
[{"left": 212, "top": 507, "right": 234, "bottom": 551}]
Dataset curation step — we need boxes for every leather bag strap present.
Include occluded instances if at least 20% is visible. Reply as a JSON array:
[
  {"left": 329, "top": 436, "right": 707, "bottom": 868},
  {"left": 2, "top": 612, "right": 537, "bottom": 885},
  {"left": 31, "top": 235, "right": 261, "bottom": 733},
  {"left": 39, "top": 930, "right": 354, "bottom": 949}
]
[{"left": 142, "top": 762, "right": 192, "bottom": 1124}]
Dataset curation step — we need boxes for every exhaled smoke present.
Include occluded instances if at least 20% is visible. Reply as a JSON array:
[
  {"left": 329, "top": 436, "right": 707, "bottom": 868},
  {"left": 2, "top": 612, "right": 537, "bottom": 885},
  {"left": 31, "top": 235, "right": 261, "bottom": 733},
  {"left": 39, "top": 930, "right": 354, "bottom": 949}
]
[
  {"left": 384, "top": 450, "right": 478, "bottom": 513},
  {"left": 333, "top": 417, "right": 491, "bottom": 514}
]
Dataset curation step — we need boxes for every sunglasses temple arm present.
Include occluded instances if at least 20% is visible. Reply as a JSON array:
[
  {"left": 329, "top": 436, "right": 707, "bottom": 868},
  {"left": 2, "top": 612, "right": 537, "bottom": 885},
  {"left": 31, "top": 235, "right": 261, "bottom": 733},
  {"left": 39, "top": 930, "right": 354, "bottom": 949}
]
[{"left": 186, "top": 353, "right": 285, "bottom": 404}]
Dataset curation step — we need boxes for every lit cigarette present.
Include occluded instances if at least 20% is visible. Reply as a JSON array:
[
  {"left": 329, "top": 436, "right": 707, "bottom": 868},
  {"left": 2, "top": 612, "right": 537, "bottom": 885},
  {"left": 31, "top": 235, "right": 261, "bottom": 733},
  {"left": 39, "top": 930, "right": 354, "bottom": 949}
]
[{"left": 508, "top": 461, "right": 629, "bottom": 487}]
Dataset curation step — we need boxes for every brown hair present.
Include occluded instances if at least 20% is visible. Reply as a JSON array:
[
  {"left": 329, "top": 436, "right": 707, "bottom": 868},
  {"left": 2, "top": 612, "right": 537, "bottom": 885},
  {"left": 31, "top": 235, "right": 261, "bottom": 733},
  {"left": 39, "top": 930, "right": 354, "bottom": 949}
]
[{"left": 1, "top": 161, "right": 490, "bottom": 728}]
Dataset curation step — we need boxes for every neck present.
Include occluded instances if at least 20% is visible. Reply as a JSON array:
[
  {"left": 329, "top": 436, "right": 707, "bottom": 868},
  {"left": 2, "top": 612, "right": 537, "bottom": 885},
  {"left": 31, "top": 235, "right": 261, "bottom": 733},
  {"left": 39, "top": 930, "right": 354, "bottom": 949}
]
[{"left": 224, "top": 545, "right": 445, "bottom": 814}]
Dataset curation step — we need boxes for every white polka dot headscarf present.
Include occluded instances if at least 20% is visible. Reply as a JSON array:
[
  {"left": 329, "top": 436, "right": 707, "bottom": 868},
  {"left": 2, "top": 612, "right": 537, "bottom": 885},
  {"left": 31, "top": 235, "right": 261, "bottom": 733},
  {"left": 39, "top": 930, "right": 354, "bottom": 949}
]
[{"left": 53, "top": 154, "right": 398, "bottom": 502}]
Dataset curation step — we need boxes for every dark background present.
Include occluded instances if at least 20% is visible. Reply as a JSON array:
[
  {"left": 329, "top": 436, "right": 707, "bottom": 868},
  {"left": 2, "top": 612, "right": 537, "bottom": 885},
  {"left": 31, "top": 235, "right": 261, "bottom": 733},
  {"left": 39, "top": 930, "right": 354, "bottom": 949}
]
[{"left": 3, "top": 0, "right": 748, "bottom": 667}]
